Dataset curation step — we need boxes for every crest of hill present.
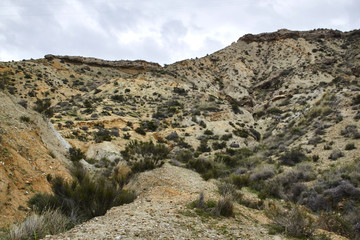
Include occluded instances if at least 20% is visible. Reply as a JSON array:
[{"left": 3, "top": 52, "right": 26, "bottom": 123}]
[
  {"left": 239, "top": 28, "right": 360, "bottom": 43},
  {"left": 44, "top": 54, "right": 162, "bottom": 71}
]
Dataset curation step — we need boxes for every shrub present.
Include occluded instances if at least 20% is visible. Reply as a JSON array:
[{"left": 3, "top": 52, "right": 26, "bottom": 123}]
[
  {"left": 8, "top": 209, "right": 71, "bottom": 240},
  {"left": 345, "top": 143, "right": 356, "bottom": 150},
  {"left": 249, "top": 165, "right": 275, "bottom": 181},
  {"left": 28, "top": 169, "right": 136, "bottom": 223},
  {"left": 352, "top": 94, "right": 360, "bottom": 105},
  {"left": 249, "top": 128, "right": 261, "bottom": 141},
  {"left": 68, "top": 147, "right": 86, "bottom": 162},
  {"left": 121, "top": 140, "right": 170, "bottom": 173},
  {"left": 220, "top": 134, "right": 232, "bottom": 141},
  {"left": 19, "top": 116, "right": 30, "bottom": 123},
  {"left": 174, "top": 149, "right": 193, "bottom": 163},
  {"left": 0, "top": 71, "right": 10, "bottom": 90},
  {"left": 267, "top": 107, "right": 283, "bottom": 115},
  {"left": 197, "top": 139, "right": 211, "bottom": 152},
  {"left": 94, "top": 128, "right": 112, "bottom": 143},
  {"left": 214, "top": 196, "right": 234, "bottom": 217},
  {"left": 230, "top": 174, "right": 250, "bottom": 189},
  {"left": 18, "top": 100, "right": 28, "bottom": 109},
  {"left": 258, "top": 179, "right": 284, "bottom": 199},
  {"left": 187, "top": 158, "right": 214, "bottom": 175},
  {"left": 135, "top": 127, "right": 146, "bottom": 136},
  {"left": 298, "top": 189, "right": 330, "bottom": 212},
  {"left": 33, "top": 98, "right": 54, "bottom": 117},
  {"left": 266, "top": 204, "right": 315, "bottom": 238},
  {"left": 110, "top": 94, "right": 125, "bottom": 102},
  {"left": 341, "top": 125, "right": 360, "bottom": 139},
  {"left": 279, "top": 148, "right": 308, "bottom": 166},
  {"left": 217, "top": 182, "right": 242, "bottom": 201},
  {"left": 139, "top": 120, "right": 158, "bottom": 132},
  {"left": 323, "top": 181, "right": 360, "bottom": 208},
  {"left": 328, "top": 150, "right": 344, "bottom": 160},
  {"left": 191, "top": 193, "right": 233, "bottom": 218},
  {"left": 204, "top": 129, "right": 213, "bottom": 135},
  {"left": 233, "top": 128, "right": 249, "bottom": 138},
  {"left": 318, "top": 212, "right": 354, "bottom": 239},
  {"left": 212, "top": 141, "right": 226, "bottom": 150}
]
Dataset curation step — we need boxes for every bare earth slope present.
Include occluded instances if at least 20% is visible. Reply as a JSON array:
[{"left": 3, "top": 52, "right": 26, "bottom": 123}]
[
  {"left": 0, "top": 92, "right": 71, "bottom": 228},
  {"left": 44, "top": 163, "right": 275, "bottom": 240}
]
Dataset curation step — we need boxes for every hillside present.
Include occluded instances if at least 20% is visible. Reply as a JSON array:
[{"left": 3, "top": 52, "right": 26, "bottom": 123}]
[{"left": 1, "top": 28, "right": 360, "bottom": 239}]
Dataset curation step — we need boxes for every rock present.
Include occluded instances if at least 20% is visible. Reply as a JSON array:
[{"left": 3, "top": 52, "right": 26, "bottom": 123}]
[
  {"left": 44, "top": 54, "right": 161, "bottom": 71},
  {"left": 196, "top": 135, "right": 207, "bottom": 140},
  {"left": 122, "top": 127, "right": 130, "bottom": 131},
  {"left": 86, "top": 142, "right": 122, "bottom": 161},
  {"left": 166, "top": 132, "right": 179, "bottom": 140},
  {"left": 230, "top": 142, "right": 239, "bottom": 148}
]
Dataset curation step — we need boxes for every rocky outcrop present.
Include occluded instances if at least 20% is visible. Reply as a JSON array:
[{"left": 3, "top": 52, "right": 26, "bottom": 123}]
[
  {"left": 239, "top": 28, "right": 360, "bottom": 43},
  {"left": 44, "top": 54, "right": 161, "bottom": 71}
]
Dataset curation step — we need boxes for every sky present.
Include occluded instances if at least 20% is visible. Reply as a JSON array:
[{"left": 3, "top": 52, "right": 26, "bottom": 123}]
[{"left": 0, "top": 0, "right": 359, "bottom": 65}]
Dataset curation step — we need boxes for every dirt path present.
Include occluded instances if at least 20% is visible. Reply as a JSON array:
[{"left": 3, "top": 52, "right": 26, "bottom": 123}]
[{"left": 43, "top": 163, "right": 280, "bottom": 240}]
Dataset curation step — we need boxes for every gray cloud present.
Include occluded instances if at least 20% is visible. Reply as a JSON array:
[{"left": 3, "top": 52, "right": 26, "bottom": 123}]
[{"left": 0, "top": 0, "right": 359, "bottom": 65}]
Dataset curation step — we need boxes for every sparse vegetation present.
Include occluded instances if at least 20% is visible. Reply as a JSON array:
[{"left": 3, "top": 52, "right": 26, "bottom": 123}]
[
  {"left": 3, "top": 29, "right": 360, "bottom": 239},
  {"left": 28, "top": 166, "right": 136, "bottom": 224},
  {"left": 266, "top": 204, "right": 315, "bottom": 238},
  {"left": 33, "top": 98, "right": 53, "bottom": 117},
  {"left": 121, "top": 140, "right": 170, "bottom": 173},
  {"left": 19, "top": 116, "right": 30, "bottom": 123},
  {"left": 8, "top": 209, "right": 72, "bottom": 240}
]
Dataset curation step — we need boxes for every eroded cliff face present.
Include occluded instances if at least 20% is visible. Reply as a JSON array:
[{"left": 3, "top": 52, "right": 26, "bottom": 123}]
[
  {"left": 0, "top": 92, "right": 71, "bottom": 227},
  {"left": 1, "top": 28, "right": 360, "bottom": 238}
]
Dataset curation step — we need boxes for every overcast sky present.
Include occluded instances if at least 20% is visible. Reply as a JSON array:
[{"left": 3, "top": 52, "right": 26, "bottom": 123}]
[{"left": 0, "top": 0, "right": 359, "bottom": 65}]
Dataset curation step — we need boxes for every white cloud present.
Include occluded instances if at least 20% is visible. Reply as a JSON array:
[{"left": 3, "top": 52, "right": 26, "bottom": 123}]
[{"left": 0, "top": 0, "right": 359, "bottom": 64}]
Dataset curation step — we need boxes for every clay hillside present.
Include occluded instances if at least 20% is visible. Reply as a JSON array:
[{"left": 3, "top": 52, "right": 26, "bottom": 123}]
[{"left": 1, "top": 28, "right": 360, "bottom": 239}]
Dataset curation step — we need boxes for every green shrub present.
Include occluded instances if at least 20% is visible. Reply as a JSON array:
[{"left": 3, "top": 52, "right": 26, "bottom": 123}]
[
  {"left": 187, "top": 158, "right": 214, "bottom": 175},
  {"left": 174, "top": 150, "right": 193, "bottom": 163},
  {"left": 214, "top": 196, "right": 234, "bottom": 217},
  {"left": 266, "top": 204, "right": 315, "bottom": 238},
  {"left": 318, "top": 212, "right": 354, "bottom": 239},
  {"left": 19, "top": 116, "right": 30, "bottom": 123},
  {"left": 197, "top": 139, "right": 211, "bottom": 152},
  {"left": 217, "top": 182, "right": 242, "bottom": 201},
  {"left": 135, "top": 127, "right": 146, "bottom": 136},
  {"left": 279, "top": 148, "right": 308, "bottom": 166},
  {"left": 249, "top": 165, "right": 275, "bottom": 181},
  {"left": 249, "top": 128, "right": 261, "bottom": 141},
  {"left": 204, "top": 129, "right": 214, "bottom": 135},
  {"left": 110, "top": 94, "right": 125, "bottom": 102},
  {"left": 230, "top": 174, "right": 250, "bottom": 189},
  {"left": 94, "top": 128, "right": 112, "bottom": 143},
  {"left": 233, "top": 128, "right": 249, "bottom": 138},
  {"left": 68, "top": 147, "right": 86, "bottom": 162},
  {"left": 121, "top": 140, "right": 170, "bottom": 173},
  {"left": 267, "top": 107, "right": 283, "bottom": 115},
  {"left": 187, "top": 158, "right": 222, "bottom": 180},
  {"left": 28, "top": 169, "right": 136, "bottom": 223},
  {"left": 212, "top": 141, "right": 226, "bottom": 150},
  {"left": 190, "top": 193, "right": 234, "bottom": 218},
  {"left": 258, "top": 179, "right": 283, "bottom": 199},
  {"left": 220, "top": 134, "right": 232, "bottom": 141},
  {"left": 352, "top": 94, "right": 360, "bottom": 105},
  {"left": 0, "top": 71, "right": 10, "bottom": 90},
  {"left": 345, "top": 143, "right": 356, "bottom": 150},
  {"left": 33, "top": 98, "right": 54, "bottom": 118}
]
